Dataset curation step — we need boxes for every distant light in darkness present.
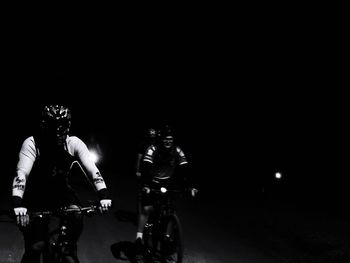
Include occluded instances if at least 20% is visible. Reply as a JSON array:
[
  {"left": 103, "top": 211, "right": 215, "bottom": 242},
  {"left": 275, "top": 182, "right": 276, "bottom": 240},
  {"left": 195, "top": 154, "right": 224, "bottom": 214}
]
[{"left": 275, "top": 172, "right": 282, "bottom": 179}]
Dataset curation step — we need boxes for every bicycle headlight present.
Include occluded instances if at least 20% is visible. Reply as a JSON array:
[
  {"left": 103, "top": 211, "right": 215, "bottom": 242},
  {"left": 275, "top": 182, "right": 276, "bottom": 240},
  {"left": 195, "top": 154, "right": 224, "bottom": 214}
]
[{"left": 160, "top": 187, "right": 167, "bottom": 193}]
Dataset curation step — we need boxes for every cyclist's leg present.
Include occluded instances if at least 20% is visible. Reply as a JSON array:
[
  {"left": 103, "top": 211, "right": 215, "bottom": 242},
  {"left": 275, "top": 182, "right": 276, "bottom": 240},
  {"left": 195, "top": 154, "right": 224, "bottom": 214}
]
[
  {"left": 65, "top": 205, "right": 84, "bottom": 241},
  {"left": 137, "top": 205, "right": 153, "bottom": 234},
  {"left": 63, "top": 205, "right": 84, "bottom": 263},
  {"left": 136, "top": 192, "right": 154, "bottom": 236},
  {"left": 162, "top": 215, "right": 184, "bottom": 263},
  {"left": 20, "top": 217, "right": 48, "bottom": 263},
  {"left": 135, "top": 194, "right": 154, "bottom": 258},
  {"left": 46, "top": 205, "right": 83, "bottom": 263},
  {"left": 45, "top": 214, "right": 60, "bottom": 263}
]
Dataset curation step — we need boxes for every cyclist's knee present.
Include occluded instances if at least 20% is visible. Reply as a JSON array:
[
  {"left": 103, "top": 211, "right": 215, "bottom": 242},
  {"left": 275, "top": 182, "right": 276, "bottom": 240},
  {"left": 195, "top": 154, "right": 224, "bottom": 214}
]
[
  {"left": 29, "top": 240, "right": 46, "bottom": 253},
  {"left": 142, "top": 205, "right": 154, "bottom": 214},
  {"left": 67, "top": 204, "right": 84, "bottom": 237}
]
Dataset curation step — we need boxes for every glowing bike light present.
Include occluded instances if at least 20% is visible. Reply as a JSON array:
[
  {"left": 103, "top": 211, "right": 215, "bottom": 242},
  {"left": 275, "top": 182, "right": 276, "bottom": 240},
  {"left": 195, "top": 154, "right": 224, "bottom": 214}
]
[{"left": 160, "top": 187, "right": 167, "bottom": 193}]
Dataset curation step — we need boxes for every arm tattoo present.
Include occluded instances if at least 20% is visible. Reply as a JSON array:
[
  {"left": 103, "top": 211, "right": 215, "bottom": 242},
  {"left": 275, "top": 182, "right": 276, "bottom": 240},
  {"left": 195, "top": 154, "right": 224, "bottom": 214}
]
[
  {"left": 12, "top": 175, "right": 26, "bottom": 196},
  {"left": 93, "top": 172, "right": 105, "bottom": 184},
  {"left": 12, "top": 184, "right": 25, "bottom": 191}
]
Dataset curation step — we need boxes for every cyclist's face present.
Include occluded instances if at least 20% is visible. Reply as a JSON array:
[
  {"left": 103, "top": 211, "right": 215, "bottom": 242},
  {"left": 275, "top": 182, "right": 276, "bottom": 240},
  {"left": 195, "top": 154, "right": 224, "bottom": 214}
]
[
  {"left": 162, "top": 136, "right": 174, "bottom": 149},
  {"left": 42, "top": 121, "right": 69, "bottom": 146}
]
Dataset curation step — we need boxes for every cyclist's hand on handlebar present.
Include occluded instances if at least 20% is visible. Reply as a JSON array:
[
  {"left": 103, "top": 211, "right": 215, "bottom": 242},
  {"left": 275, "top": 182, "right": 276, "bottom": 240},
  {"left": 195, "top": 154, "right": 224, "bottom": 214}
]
[
  {"left": 99, "top": 199, "right": 112, "bottom": 213},
  {"left": 13, "top": 207, "right": 29, "bottom": 227},
  {"left": 190, "top": 188, "right": 199, "bottom": 197},
  {"left": 142, "top": 186, "right": 151, "bottom": 194}
]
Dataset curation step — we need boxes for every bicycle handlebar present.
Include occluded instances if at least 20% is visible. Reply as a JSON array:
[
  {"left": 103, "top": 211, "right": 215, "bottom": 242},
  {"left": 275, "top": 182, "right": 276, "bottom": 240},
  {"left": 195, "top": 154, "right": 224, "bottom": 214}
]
[
  {"left": 143, "top": 186, "right": 192, "bottom": 195},
  {"left": 29, "top": 205, "right": 100, "bottom": 219}
]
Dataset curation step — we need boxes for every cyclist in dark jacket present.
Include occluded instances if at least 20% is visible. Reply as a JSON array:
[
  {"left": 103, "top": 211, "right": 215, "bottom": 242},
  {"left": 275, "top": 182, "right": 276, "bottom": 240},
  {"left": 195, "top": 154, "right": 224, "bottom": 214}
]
[{"left": 135, "top": 125, "right": 197, "bottom": 254}]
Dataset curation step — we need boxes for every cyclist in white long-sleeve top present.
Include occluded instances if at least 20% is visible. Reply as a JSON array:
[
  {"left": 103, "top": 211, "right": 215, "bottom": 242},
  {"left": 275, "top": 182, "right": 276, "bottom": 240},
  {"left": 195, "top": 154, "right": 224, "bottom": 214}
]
[{"left": 11, "top": 104, "right": 112, "bottom": 263}]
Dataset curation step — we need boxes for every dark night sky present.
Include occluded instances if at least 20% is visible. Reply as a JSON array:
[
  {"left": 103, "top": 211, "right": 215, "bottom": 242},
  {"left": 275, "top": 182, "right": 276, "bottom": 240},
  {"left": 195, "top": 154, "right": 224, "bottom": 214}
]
[{"left": 1, "top": 8, "right": 347, "bottom": 207}]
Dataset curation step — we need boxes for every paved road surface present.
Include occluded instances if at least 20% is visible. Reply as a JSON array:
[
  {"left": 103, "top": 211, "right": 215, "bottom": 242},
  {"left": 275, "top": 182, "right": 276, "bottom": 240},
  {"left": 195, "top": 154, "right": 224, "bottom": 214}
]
[{"left": 1, "top": 171, "right": 350, "bottom": 263}]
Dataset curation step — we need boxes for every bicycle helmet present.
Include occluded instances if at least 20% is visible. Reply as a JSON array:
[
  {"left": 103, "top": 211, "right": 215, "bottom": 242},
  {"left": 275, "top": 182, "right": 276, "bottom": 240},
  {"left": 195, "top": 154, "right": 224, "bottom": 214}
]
[
  {"left": 147, "top": 128, "right": 157, "bottom": 138},
  {"left": 41, "top": 104, "right": 72, "bottom": 137},
  {"left": 159, "top": 125, "right": 174, "bottom": 138}
]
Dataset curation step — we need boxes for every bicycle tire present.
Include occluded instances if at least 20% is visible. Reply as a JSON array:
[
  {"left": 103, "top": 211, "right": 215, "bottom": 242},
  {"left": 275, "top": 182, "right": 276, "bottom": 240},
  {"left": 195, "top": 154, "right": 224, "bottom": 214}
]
[
  {"left": 51, "top": 252, "right": 78, "bottom": 263},
  {"left": 62, "top": 255, "right": 77, "bottom": 263},
  {"left": 162, "top": 214, "right": 184, "bottom": 263},
  {"left": 50, "top": 242, "right": 79, "bottom": 263}
]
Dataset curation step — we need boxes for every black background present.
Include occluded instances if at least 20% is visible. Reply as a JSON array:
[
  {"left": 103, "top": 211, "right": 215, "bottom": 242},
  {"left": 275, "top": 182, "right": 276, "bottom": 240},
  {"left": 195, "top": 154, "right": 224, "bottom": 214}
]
[{"left": 1, "top": 6, "right": 347, "bottom": 210}]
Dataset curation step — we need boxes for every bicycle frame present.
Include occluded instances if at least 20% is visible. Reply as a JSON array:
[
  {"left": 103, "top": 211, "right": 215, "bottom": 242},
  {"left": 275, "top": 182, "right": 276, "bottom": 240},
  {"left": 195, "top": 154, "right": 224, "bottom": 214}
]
[
  {"left": 29, "top": 205, "right": 99, "bottom": 263},
  {"left": 143, "top": 187, "right": 185, "bottom": 262}
]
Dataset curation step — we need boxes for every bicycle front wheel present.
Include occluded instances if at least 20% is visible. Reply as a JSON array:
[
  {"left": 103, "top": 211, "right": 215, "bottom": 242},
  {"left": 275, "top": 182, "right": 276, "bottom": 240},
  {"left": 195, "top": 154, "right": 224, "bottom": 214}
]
[
  {"left": 162, "top": 214, "right": 184, "bottom": 263},
  {"left": 49, "top": 244, "right": 79, "bottom": 263},
  {"left": 62, "top": 255, "right": 77, "bottom": 263}
]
